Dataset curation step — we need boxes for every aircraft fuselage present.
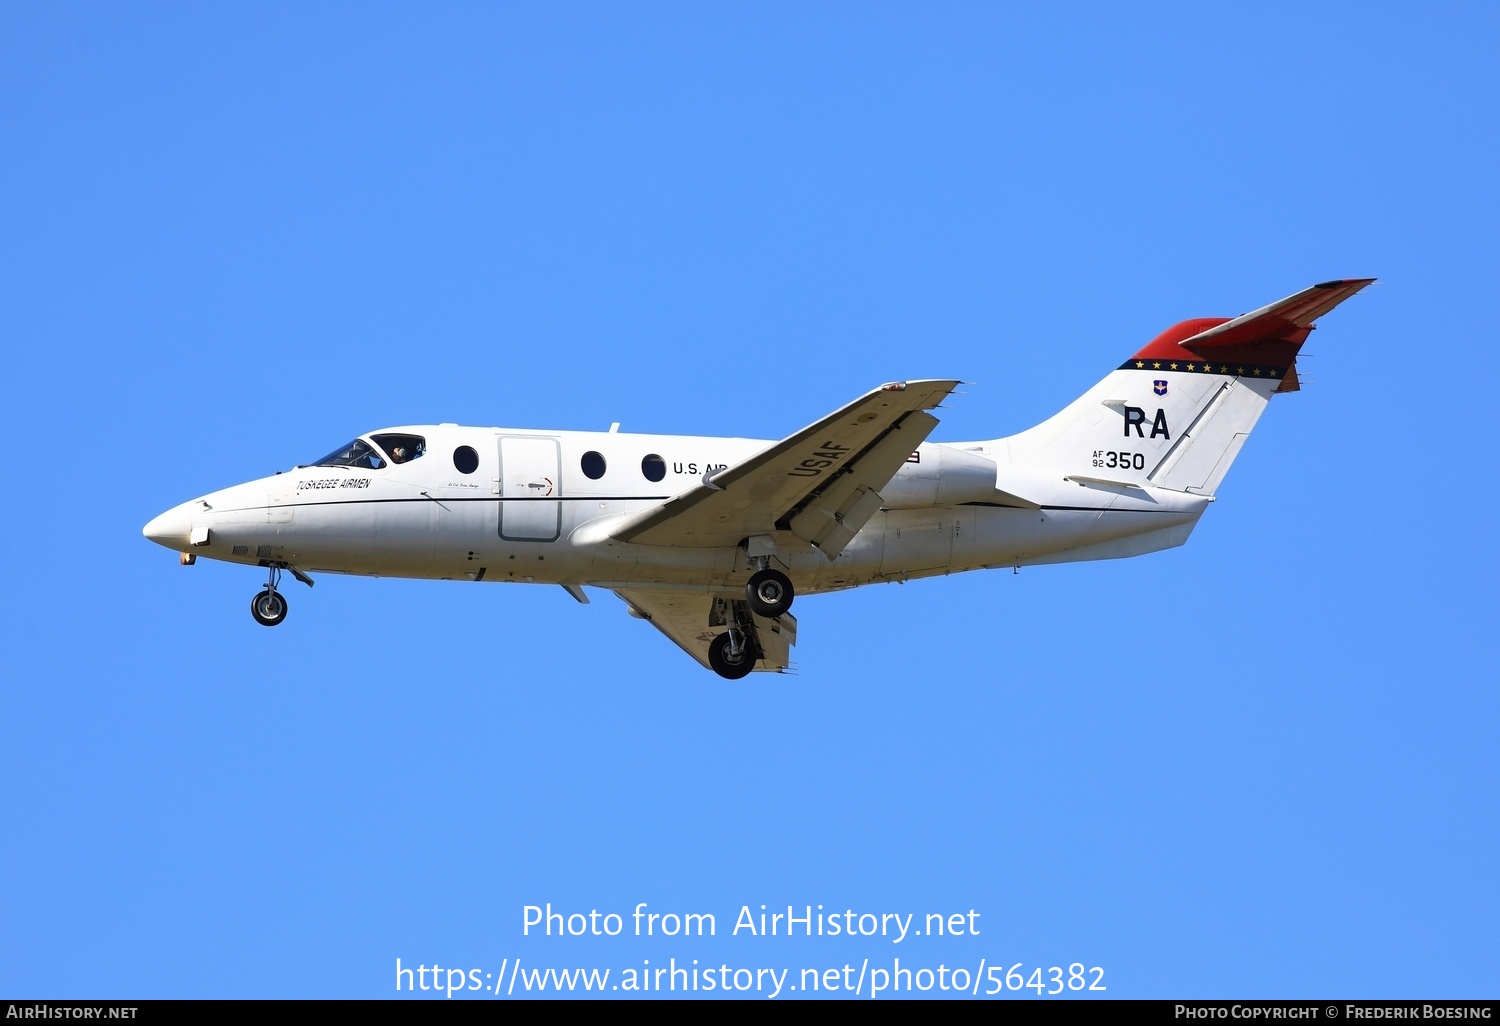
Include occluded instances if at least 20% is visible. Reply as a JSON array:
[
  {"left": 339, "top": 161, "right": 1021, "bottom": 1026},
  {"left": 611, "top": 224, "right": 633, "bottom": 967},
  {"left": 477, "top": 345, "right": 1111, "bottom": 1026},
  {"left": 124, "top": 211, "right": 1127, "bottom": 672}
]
[{"left": 144, "top": 425, "right": 1207, "bottom": 596}]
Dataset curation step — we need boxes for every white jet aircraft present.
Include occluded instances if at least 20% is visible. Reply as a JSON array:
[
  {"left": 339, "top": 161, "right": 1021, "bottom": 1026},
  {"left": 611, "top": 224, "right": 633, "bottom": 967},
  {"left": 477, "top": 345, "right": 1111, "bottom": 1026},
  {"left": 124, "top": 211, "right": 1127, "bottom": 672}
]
[{"left": 144, "top": 279, "right": 1371, "bottom": 678}]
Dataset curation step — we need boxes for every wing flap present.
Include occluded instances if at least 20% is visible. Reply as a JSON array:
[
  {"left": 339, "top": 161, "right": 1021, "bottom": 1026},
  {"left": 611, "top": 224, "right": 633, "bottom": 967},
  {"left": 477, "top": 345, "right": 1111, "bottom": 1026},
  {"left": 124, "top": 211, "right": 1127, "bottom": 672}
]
[
  {"left": 783, "top": 409, "right": 939, "bottom": 557},
  {"left": 750, "top": 608, "right": 796, "bottom": 669},
  {"left": 787, "top": 486, "right": 884, "bottom": 557}
]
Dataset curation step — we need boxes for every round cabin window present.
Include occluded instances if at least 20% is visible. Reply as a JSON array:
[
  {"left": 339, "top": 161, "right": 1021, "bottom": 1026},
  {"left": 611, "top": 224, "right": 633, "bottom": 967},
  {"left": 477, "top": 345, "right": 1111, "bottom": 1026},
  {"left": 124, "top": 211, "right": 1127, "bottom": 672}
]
[
  {"left": 641, "top": 454, "right": 666, "bottom": 483},
  {"left": 452, "top": 445, "right": 479, "bottom": 475}
]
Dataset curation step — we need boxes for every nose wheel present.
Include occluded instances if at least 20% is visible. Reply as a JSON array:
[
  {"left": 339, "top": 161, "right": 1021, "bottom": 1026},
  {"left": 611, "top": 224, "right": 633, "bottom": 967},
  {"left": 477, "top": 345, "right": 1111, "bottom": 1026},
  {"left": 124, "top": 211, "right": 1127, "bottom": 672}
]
[
  {"left": 745, "top": 568, "right": 794, "bottom": 618},
  {"left": 249, "top": 564, "right": 310, "bottom": 627},
  {"left": 251, "top": 588, "right": 288, "bottom": 626}
]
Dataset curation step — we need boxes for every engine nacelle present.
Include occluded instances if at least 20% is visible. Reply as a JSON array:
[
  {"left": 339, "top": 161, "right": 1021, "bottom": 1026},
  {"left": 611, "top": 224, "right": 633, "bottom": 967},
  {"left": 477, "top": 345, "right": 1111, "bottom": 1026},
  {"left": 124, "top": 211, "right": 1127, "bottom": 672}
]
[{"left": 879, "top": 443, "right": 998, "bottom": 510}]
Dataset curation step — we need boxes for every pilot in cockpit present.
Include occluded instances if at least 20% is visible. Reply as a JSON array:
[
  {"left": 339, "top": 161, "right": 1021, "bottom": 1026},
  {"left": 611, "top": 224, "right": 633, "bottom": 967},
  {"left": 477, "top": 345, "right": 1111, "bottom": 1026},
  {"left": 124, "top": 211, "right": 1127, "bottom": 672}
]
[{"left": 375, "top": 434, "right": 425, "bottom": 465}]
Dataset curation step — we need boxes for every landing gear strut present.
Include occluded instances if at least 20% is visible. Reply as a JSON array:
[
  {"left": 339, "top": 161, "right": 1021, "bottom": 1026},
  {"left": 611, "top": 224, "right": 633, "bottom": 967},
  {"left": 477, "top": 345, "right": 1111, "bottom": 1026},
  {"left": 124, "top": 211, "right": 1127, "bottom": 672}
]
[
  {"left": 249, "top": 564, "right": 311, "bottom": 627},
  {"left": 745, "top": 567, "right": 794, "bottom": 618},
  {"left": 708, "top": 630, "right": 757, "bottom": 680}
]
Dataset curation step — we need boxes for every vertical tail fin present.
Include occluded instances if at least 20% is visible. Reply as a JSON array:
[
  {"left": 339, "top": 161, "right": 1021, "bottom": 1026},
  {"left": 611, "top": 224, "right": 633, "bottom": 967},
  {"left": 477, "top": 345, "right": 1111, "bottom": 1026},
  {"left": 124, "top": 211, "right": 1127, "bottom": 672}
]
[{"left": 997, "top": 280, "right": 1374, "bottom": 495}]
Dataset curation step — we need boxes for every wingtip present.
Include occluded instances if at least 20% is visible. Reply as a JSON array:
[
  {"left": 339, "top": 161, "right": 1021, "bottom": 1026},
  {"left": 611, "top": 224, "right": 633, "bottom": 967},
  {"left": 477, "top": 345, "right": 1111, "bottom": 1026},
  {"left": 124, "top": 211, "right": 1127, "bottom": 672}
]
[{"left": 1314, "top": 277, "right": 1378, "bottom": 289}]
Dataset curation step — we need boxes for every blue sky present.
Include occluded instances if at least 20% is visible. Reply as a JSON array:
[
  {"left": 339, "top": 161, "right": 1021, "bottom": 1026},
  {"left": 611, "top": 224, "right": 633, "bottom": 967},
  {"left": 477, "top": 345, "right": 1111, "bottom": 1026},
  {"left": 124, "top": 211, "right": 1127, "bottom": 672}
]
[{"left": 3, "top": 2, "right": 1496, "bottom": 999}]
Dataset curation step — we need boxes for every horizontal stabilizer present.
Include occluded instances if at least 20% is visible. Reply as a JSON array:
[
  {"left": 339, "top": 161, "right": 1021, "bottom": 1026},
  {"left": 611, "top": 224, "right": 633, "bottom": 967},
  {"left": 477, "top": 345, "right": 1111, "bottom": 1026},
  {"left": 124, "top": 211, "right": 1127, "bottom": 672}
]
[
  {"left": 1130, "top": 278, "right": 1375, "bottom": 375},
  {"left": 1178, "top": 278, "right": 1375, "bottom": 350}
]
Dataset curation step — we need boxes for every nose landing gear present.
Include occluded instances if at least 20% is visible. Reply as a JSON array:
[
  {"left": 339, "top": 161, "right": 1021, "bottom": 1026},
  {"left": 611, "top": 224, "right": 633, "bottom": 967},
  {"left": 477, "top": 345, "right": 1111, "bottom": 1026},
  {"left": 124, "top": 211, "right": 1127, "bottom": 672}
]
[
  {"left": 249, "top": 564, "right": 313, "bottom": 627},
  {"left": 251, "top": 587, "right": 288, "bottom": 626}
]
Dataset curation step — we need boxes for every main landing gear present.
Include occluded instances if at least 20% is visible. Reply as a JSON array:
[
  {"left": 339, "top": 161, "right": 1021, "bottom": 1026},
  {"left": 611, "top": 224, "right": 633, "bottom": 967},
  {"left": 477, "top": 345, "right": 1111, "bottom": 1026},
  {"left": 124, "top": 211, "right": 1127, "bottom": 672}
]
[
  {"left": 745, "top": 566, "right": 794, "bottom": 618},
  {"left": 705, "top": 558, "right": 794, "bottom": 679},
  {"left": 249, "top": 564, "right": 313, "bottom": 627},
  {"left": 708, "top": 630, "right": 758, "bottom": 680}
]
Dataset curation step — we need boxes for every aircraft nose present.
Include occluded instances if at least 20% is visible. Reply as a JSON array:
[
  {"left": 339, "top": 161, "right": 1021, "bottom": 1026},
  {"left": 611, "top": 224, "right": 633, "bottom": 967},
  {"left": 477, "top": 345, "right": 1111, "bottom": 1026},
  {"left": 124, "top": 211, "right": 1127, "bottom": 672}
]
[{"left": 142, "top": 503, "right": 193, "bottom": 550}]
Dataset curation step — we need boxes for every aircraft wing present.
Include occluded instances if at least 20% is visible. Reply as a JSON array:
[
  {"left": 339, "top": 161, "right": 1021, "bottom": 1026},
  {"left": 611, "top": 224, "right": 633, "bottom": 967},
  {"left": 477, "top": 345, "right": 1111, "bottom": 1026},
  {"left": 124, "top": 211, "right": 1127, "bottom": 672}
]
[
  {"left": 614, "top": 589, "right": 797, "bottom": 673},
  {"left": 610, "top": 379, "right": 960, "bottom": 558}
]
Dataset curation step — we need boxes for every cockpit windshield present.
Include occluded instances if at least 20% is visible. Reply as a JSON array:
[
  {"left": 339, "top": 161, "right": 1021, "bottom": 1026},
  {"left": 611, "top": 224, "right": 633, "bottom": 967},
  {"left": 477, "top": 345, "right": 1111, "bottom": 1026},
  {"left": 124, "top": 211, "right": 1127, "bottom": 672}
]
[
  {"left": 311, "top": 438, "right": 387, "bottom": 470},
  {"left": 372, "top": 433, "right": 426, "bottom": 465}
]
